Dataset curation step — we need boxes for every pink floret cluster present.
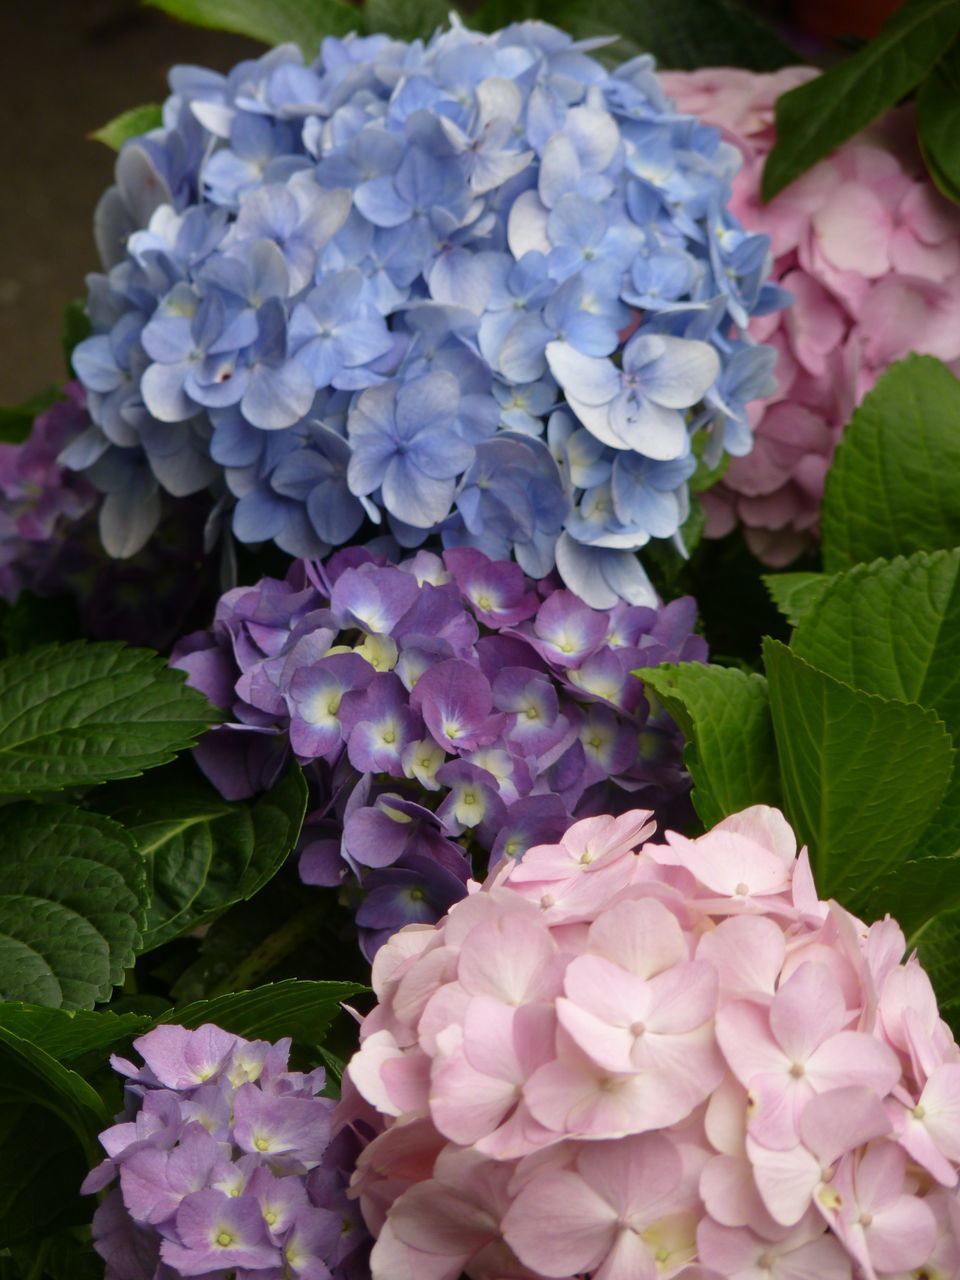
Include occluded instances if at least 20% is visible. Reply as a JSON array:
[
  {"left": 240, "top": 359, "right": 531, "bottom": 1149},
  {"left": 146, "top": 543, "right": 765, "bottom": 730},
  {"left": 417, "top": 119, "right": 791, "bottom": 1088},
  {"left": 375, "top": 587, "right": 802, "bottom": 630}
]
[
  {"left": 341, "top": 804, "right": 960, "bottom": 1280},
  {"left": 662, "top": 68, "right": 960, "bottom": 565}
]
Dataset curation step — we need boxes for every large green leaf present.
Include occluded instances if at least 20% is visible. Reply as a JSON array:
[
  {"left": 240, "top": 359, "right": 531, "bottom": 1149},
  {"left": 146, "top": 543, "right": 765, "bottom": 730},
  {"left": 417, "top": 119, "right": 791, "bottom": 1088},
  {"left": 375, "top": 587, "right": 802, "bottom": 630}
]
[
  {"left": 763, "top": 571, "right": 835, "bottom": 629},
  {"left": 638, "top": 662, "right": 781, "bottom": 827},
  {"left": 163, "top": 979, "right": 368, "bottom": 1047},
  {"left": 90, "top": 104, "right": 163, "bottom": 151},
  {"left": 0, "top": 1027, "right": 107, "bottom": 1247},
  {"left": 914, "top": 905, "right": 960, "bottom": 1032},
  {"left": 0, "top": 389, "right": 62, "bottom": 446},
  {"left": 555, "top": 0, "right": 798, "bottom": 70},
  {"left": 792, "top": 550, "right": 960, "bottom": 730},
  {"left": 94, "top": 762, "right": 308, "bottom": 950},
  {"left": 0, "top": 805, "right": 147, "bottom": 1010},
  {"left": 144, "top": 0, "right": 357, "bottom": 54},
  {"left": 0, "top": 1005, "right": 151, "bottom": 1063},
  {"left": 0, "top": 641, "right": 219, "bottom": 793},
  {"left": 763, "top": 639, "right": 954, "bottom": 908},
  {"left": 762, "top": 0, "right": 960, "bottom": 199},
  {"left": 362, "top": 0, "right": 449, "bottom": 39},
  {"left": 821, "top": 355, "right": 960, "bottom": 572},
  {"left": 917, "top": 37, "right": 960, "bottom": 205}
]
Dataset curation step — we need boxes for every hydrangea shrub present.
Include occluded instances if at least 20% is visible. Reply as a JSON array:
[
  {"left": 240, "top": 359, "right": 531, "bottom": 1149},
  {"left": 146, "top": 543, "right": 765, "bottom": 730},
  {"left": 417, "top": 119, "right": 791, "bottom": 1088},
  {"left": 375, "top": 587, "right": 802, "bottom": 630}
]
[
  {"left": 662, "top": 67, "right": 960, "bottom": 565},
  {"left": 83, "top": 1023, "right": 370, "bottom": 1279},
  {"left": 342, "top": 804, "right": 960, "bottom": 1279},
  {"left": 69, "top": 19, "right": 783, "bottom": 606},
  {"left": 171, "top": 546, "right": 705, "bottom": 954}
]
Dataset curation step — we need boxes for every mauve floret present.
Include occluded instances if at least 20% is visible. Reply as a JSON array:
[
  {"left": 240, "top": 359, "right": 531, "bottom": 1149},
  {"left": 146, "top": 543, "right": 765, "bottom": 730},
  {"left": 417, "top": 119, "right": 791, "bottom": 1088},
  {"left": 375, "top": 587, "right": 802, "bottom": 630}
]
[
  {"left": 662, "top": 67, "right": 960, "bottom": 566},
  {"left": 171, "top": 546, "right": 706, "bottom": 955},
  {"left": 83, "top": 1023, "right": 369, "bottom": 1280},
  {"left": 68, "top": 19, "right": 783, "bottom": 605},
  {"left": 339, "top": 804, "right": 960, "bottom": 1280}
]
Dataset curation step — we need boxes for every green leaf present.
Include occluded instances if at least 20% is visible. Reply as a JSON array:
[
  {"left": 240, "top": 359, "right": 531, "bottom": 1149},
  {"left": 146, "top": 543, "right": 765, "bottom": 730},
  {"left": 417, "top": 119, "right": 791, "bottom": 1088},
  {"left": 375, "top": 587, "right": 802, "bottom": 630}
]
[
  {"left": 361, "top": 0, "right": 449, "bottom": 39},
  {"left": 762, "top": 0, "right": 960, "bottom": 199},
  {"left": 762, "top": 638, "right": 954, "bottom": 909},
  {"left": 90, "top": 103, "right": 163, "bottom": 151},
  {"left": 0, "top": 389, "right": 62, "bottom": 446},
  {"left": 94, "top": 762, "right": 308, "bottom": 950},
  {"left": 763, "top": 572, "right": 835, "bottom": 629},
  {"left": 917, "top": 37, "right": 960, "bottom": 205},
  {"left": 466, "top": 0, "right": 544, "bottom": 29},
  {"left": 0, "top": 804, "right": 147, "bottom": 1010},
  {"left": 555, "top": 0, "right": 799, "bottom": 70},
  {"left": 0, "top": 1026, "right": 107, "bottom": 1247},
  {"left": 638, "top": 662, "right": 781, "bottom": 827},
  {"left": 913, "top": 905, "right": 960, "bottom": 1029},
  {"left": 0, "top": 641, "right": 219, "bottom": 794},
  {"left": 792, "top": 549, "right": 960, "bottom": 729},
  {"left": 5, "top": 1233, "right": 102, "bottom": 1280},
  {"left": 821, "top": 355, "right": 960, "bottom": 572},
  {"left": 162, "top": 979, "right": 368, "bottom": 1048},
  {"left": 144, "top": 0, "right": 358, "bottom": 54},
  {"left": 0, "top": 1005, "right": 151, "bottom": 1062},
  {"left": 61, "top": 300, "right": 91, "bottom": 376}
]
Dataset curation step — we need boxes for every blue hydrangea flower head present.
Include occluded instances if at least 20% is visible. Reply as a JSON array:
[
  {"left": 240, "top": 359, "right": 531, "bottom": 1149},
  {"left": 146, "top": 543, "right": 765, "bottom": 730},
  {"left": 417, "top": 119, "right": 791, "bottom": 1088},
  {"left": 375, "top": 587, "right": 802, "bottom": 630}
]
[{"left": 71, "top": 18, "right": 783, "bottom": 604}]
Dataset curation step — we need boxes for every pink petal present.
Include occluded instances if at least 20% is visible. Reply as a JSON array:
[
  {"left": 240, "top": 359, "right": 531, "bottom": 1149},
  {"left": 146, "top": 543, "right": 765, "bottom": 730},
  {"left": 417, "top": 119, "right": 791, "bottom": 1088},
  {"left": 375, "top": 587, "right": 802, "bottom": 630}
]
[
  {"left": 587, "top": 896, "right": 687, "bottom": 978},
  {"left": 797, "top": 1086, "right": 891, "bottom": 1167},
  {"left": 456, "top": 911, "right": 561, "bottom": 1005},
  {"left": 919, "top": 1064, "right": 960, "bottom": 1161},
  {"left": 593, "top": 1226, "right": 659, "bottom": 1280},
  {"left": 811, "top": 182, "right": 892, "bottom": 276},
  {"left": 805, "top": 1031, "right": 900, "bottom": 1098},
  {"left": 660, "top": 829, "right": 792, "bottom": 898},
  {"left": 700, "top": 1153, "right": 772, "bottom": 1228},
  {"left": 696, "top": 915, "right": 785, "bottom": 997},
  {"left": 716, "top": 1000, "right": 789, "bottom": 1086},
  {"left": 745, "top": 1136, "right": 821, "bottom": 1227},
  {"left": 576, "top": 1132, "right": 683, "bottom": 1221},
  {"left": 769, "top": 962, "right": 846, "bottom": 1063},
  {"left": 865, "top": 1192, "right": 938, "bottom": 1273},
  {"left": 502, "top": 1169, "right": 617, "bottom": 1276}
]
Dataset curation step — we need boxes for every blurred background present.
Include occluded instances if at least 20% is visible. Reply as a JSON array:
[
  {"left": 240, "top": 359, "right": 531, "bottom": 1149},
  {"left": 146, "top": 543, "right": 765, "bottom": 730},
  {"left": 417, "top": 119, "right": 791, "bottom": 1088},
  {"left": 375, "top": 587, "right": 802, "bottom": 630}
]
[{"left": 1, "top": 0, "right": 899, "bottom": 403}]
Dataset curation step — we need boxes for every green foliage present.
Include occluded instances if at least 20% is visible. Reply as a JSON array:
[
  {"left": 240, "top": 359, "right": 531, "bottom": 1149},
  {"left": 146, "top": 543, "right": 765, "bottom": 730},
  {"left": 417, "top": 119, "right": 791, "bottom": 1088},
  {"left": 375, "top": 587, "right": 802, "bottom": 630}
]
[
  {"left": 762, "top": 0, "right": 960, "bottom": 199},
  {"left": 639, "top": 663, "right": 781, "bottom": 827},
  {"left": 0, "top": 1006, "right": 151, "bottom": 1063},
  {"left": 0, "top": 1027, "right": 107, "bottom": 1247},
  {"left": 0, "top": 642, "right": 219, "bottom": 794},
  {"left": 144, "top": 0, "right": 357, "bottom": 54},
  {"left": 89, "top": 104, "right": 163, "bottom": 151},
  {"left": 0, "top": 390, "right": 62, "bottom": 446},
  {"left": 821, "top": 356, "right": 960, "bottom": 571},
  {"left": 914, "top": 904, "right": 960, "bottom": 1022},
  {"left": 792, "top": 550, "right": 960, "bottom": 726},
  {"left": 164, "top": 978, "right": 369, "bottom": 1048},
  {"left": 762, "top": 638, "right": 954, "bottom": 908},
  {"left": 362, "top": 0, "right": 449, "bottom": 39},
  {"left": 93, "top": 761, "right": 309, "bottom": 950},
  {"left": 763, "top": 571, "right": 835, "bottom": 628},
  {"left": 0, "top": 805, "right": 147, "bottom": 1010},
  {"left": 917, "top": 36, "right": 960, "bottom": 204},
  {"left": 2, "top": 1233, "right": 102, "bottom": 1280}
]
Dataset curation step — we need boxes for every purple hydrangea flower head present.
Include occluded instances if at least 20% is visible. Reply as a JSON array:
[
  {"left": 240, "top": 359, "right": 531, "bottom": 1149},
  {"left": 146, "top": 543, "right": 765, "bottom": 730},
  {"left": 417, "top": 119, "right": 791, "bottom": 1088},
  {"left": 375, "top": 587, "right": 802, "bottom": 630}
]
[
  {"left": 172, "top": 545, "right": 706, "bottom": 953},
  {"left": 84, "top": 1023, "right": 368, "bottom": 1280},
  {"left": 69, "top": 20, "right": 782, "bottom": 601}
]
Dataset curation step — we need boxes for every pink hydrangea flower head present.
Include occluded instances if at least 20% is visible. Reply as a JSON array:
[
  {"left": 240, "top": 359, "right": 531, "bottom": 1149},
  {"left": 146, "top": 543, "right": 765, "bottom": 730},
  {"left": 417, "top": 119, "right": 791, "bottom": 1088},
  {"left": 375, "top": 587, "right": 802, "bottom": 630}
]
[
  {"left": 663, "top": 69, "right": 960, "bottom": 565},
  {"left": 340, "top": 805, "right": 960, "bottom": 1279}
]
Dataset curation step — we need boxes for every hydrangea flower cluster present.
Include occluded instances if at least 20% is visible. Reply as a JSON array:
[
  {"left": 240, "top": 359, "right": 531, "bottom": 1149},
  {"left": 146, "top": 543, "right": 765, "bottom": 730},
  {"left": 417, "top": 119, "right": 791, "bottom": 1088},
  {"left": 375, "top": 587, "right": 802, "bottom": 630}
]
[
  {"left": 69, "top": 19, "right": 783, "bottom": 606},
  {"left": 662, "top": 67, "right": 960, "bottom": 565},
  {"left": 171, "top": 546, "right": 705, "bottom": 955},
  {"left": 83, "top": 1022, "right": 370, "bottom": 1280},
  {"left": 341, "top": 804, "right": 960, "bottom": 1280},
  {"left": 0, "top": 383, "right": 97, "bottom": 599}
]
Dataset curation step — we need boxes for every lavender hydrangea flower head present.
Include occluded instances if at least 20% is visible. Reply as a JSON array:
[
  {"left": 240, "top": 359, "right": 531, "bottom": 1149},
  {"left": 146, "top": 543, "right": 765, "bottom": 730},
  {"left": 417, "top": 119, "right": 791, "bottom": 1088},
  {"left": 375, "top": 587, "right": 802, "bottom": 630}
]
[
  {"left": 172, "top": 546, "right": 707, "bottom": 956},
  {"left": 0, "top": 384, "right": 97, "bottom": 599},
  {"left": 83, "top": 1022, "right": 370, "bottom": 1280},
  {"left": 70, "top": 19, "right": 783, "bottom": 605}
]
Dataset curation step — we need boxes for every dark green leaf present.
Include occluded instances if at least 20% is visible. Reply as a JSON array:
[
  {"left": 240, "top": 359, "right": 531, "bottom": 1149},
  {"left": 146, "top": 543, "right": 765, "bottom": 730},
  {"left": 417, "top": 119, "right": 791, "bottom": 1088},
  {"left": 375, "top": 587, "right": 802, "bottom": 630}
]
[
  {"left": 5, "top": 1233, "right": 102, "bottom": 1280},
  {"left": 914, "top": 905, "right": 960, "bottom": 1030},
  {"left": 763, "top": 571, "right": 835, "bottom": 629},
  {"left": 0, "top": 1005, "right": 151, "bottom": 1062},
  {"left": 90, "top": 104, "right": 163, "bottom": 151},
  {"left": 466, "top": 0, "right": 544, "bottom": 29},
  {"left": 638, "top": 662, "right": 781, "bottom": 827},
  {"left": 917, "top": 37, "right": 960, "bottom": 205},
  {"left": 61, "top": 300, "right": 91, "bottom": 375},
  {"left": 556, "top": 0, "right": 799, "bottom": 71},
  {"left": 162, "top": 979, "right": 368, "bottom": 1048},
  {"left": 144, "top": 0, "right": 358, "bottom": 54},
  {"left": 362, "top": 0, "right": 449, "bottom": 39},
  {"left": 0, "top": 1027, "right": 107, "bottom": 1247},
  {"left": 763, "top": 638, "right": 954, "bottom": 908},
  {"left": 93, "top": 762, "right": 308, "bottom": 950},
  {"left": 0, "top": 641, "right": 219, "bottom": 794},
  {"left": 763, "top": 0, "right": 960, "bottom": 199},
  {"left": 0, "top": 804, "right": 147, "bottom": 1009},
  {"left": 0, "top": 389, "right": 62, "bottom": 446},
  {"left": 792, "top": 549, "right": 960, "bottom": 729},
  {"left": 821, "top": 355, "right": 960, "bottom": 571}
]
